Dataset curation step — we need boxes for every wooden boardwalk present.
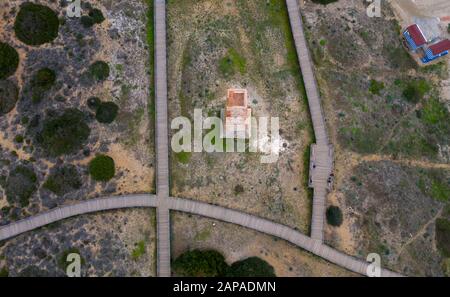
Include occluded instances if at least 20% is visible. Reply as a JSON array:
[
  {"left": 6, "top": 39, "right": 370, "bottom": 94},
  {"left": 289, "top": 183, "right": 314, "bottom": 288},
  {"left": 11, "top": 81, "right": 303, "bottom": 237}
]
[
  {"left": 154, "top": 0, "right": 171, "bottom": 277},
  {"left": 286, "top": 0, "right": 333, "bottom": 242},
  {"left": 0, "top": 195, "right": 402, "bottom": 277}
]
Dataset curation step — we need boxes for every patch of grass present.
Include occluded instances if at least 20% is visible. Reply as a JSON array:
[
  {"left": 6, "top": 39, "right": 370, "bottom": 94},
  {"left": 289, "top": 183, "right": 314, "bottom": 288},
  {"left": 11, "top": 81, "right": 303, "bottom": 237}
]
[
  {"left": 36, "top": 108, "right": 90, "bottom": 156},
  {"left": 95, "top": 102, "right": 119, "bottom": 124},
  {"left": 0, "top": 80, "right": 19, "bottom": 116},
  {"left": 175, "top": 151, "right": 191, "bottom": 164},
  {"left": 402, "top": 79, "right": 431, "bottom": 103},
  {"left": 88, "top": 61, "right": 110, "bottom": 82},
  {"left": 369, "top": 79, "right": 385, "bottom": 95},
  {"left": 436, "top": 218, "right": 450, "bottom": 257},
  {"left": 218, "top": 48, "right": 246, "bottom": 77},
  {"left": 194, "top": 228, "right": 211, "bottom": 241},
  {"left": 14, "top": 2, "right": 59, "bottom": 46},
  {"left": 43, "top": 164, "right": 82, "bottom": 196},
  {"left": 88, "top": 155, "right": 115, "bottom": 182},
  {"left": 326, "top": 206, "right": 343, "bottom": 227},
  {"left": 0, "top": 42, "right": 19, "bottom": 79},
  {"left": 131, "top": 240, "right": 146, "bottom": 260},
  {"left": 6, "top": 165, "right": 37, "bottom": 207}
]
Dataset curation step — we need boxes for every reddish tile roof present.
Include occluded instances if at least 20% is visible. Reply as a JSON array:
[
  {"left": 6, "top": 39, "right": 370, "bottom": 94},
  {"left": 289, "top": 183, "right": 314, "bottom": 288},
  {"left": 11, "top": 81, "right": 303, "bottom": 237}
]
[
  {"left": 406, "top": 24, "right": 427, "bottom": 46},
  {"left": 227, "top": 90, "right": 246, "bottom": 107},
  {"left": 429, "top": 39, "right": 450, "bottom": 55}
]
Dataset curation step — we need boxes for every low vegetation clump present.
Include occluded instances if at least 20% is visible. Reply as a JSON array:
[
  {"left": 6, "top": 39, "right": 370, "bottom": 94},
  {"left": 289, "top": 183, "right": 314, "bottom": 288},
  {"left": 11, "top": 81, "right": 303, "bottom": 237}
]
[
  {"left": 88, "top": 61, "right": 110, "bottom": 81},
  {"left": 0, "top": 42, "right": 19, "bottom": 79},
  {"left": 0, "top": 267, "right": 8, "bottom": 277},
  {"left": 95, "top": 102, "right": 119, "bottom": 124},
  {"left": 175, "top": 151, "right": 191, "bottom": 164},
  {"left": 89, "top": 155, "right": 115, "bottom": 181},
  {"left": 30, "top": 68, "right": 56, "bottom": 103},
  {"left": 368, "top": 79, "right": 385, "bottom": 95},
  {"left": 436, "top": 218, "right": 450, "bottom": 257},
  {"left": 36, "top": 109, "right": 90, "bottom": 156},
  {"left": 218, "top": 48, "right": 246, "bottom": 77},
  {"left": 402, "top": 79, "right": 431, "bottom": 103},
  {"left": 81, "top": 8, "right": 105, "bottom": 28},
  {"left": 226, "top": 257, "right": 276, "bottom": 277},
  {"left": 14, "top": 2, "right": 59, "bottom": 46},
  {"left": 326, "top": 206, "right": 343, "bottom": 227},
  {"left": 172, "top": 250, "right": 229, "bottom": 277},
  {"left": 43, "top": 164, "right": 82, "bottom": 196},
  {"left": 6, "top": 165, "right": 37, "bottom": 207},
  {"left": 173, "top": 250, "right": 275, "bottom": 277},
  {"left": 0, "top": 80, "right": 19, "bottom": 116},
  {"left": 131, "top": 241, "right": 146, "bottom": 260}
]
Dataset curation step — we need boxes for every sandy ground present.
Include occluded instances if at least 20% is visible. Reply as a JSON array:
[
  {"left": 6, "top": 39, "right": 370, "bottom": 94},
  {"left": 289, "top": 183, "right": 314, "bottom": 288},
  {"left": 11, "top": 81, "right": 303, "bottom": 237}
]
[{"left": 172, "top": 212, "right": 359, "bottom": 277}]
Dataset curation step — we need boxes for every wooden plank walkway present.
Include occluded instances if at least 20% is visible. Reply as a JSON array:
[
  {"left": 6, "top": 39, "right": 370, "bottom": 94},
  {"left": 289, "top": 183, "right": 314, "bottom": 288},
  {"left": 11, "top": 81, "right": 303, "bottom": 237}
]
[
  {"left": 0, "top": 194, "right": 403, "bottom": 277},
  {"left": 286, "top": 0, "right": 333, "bottom": 242},
  {"left": 154, "top": 0, "right": 171, "bottom": 277},
  {"left": 0, "top": 195, "right": 156, "bottom": 242}
]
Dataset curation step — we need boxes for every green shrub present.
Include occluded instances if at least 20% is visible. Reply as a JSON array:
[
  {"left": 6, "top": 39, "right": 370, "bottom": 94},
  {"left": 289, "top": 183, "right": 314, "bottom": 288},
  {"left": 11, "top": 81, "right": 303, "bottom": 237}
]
[
  {"left": 89, "top": 155, "right": 115, "bottom": 181},
  {"left": 234, "top": 184, "right": 244, "bottom": 195},
  {"left": 58, "top": 248, "right": 84, "bottom": 271},
  {"left": 175, "top": 151, "right": 191, "bottom": 164},
  {"left": 80, "top": 16, "right": 95, "bottom": 28},
  {"left": 6, "top": 165, "right": 37, "bottom": 207},
  {"left": 43, "top": 164, "right": 82, "bottom": 196},
  {"left": 226, "top": 257, "right": 276, "bottom": 277},
  {"left": 0, "top": 43, "right": 19, "bottom": 79},
  {"left": 95, "top": 102, "right": 119, "bottom": 123},
  {"left": 173, "top": 250, "right": 228, "bottom": 277},
  {"left": 36, "top": 109, "right": 90, "bottom": 156},
  {"left": 131, "top": 241, "right": 146, "bottom": 260},
  {"left": 87, "top": 97, "right": 101, "bottom": 110},
  {"left": 89, "top": 9, "right": 105, "bottom": 24},
  {"left": 31, "top": 68, "right": 56, "bottom": 103},
  {"left": 436, "top": 218, "right": 450, "bottom": 257},
  {"left": 369, "top": 79, "right": 385, "bottom": 95},
  {"left": 89, "top": 61, "right": 110, "bottom": 81},
  {"left": 14, "top": 135, "right": 24, "bottom": 143},
  {"left": 0, "top": 80, "right": 19, "bottom": 116},
  {"left": 14, "top": 3, "right": 59, "bottom": 46},
  {"left": 0, "top": 267, "right": 8, "bottom": 277},
  {"left": 218, "top": 48, "right": 246, "bottom": 77},
  {"left": 402, "top": 79, "right": 431, "bottom": 103},
  {"left": 326, "top": 206, "right": 343, "bottom": 227}
]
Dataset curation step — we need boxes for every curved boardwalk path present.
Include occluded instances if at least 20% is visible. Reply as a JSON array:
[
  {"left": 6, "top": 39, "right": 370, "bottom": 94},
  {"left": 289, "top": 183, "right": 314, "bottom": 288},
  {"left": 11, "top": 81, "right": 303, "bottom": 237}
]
[
  {"left": 0, "top": 195, "right": 402, "bottom": 277},
  {"left": 286, "top": 0, "right": 333, "bottom": 242},
  {"left": 154, "top": 0, "right": 171, "bottom": 277}
]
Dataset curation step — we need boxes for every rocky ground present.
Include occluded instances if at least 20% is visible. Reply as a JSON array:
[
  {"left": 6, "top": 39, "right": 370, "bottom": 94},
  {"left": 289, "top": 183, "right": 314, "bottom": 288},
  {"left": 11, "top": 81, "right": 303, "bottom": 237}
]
[
  {"left": 0, "top": 209, "right": 156, "bottom": 277},
  {"left": 301, "top": 0, "right": 450, "bottom": 276},
  {"left": 167, "top": 0, "right": 313, "bottom": 233},
  {"left": 0, "top": 0, "right": 154, "bottom": 225}
]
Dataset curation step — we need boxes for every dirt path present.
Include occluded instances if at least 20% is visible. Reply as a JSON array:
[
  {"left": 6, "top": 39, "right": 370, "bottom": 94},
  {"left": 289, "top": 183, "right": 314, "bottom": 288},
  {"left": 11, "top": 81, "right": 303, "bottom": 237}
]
[{"left": 352, "top": 153, "right": 450, "bottom": 170}]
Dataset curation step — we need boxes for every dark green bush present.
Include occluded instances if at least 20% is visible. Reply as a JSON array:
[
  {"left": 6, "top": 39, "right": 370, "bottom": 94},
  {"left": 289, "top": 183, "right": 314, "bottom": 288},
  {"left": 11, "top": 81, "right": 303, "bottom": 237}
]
[
  {"left": 36, "top": 109, "right": 90, "bottom": 156},
  {"left": 44, "top": 164, "right": 82, "bottom": 196},
  {"left": 436, "top": 218, "right": 450, "bottom": 257},
  {"left": 89, "top": 155, "right": 115, "bottom": 181},
  {"left": 369, "top": 79, "right": 385, "bottom": 95},
  {"left": 6, "top": 165, "right": 37, "bottom": 207},
  {"left": 87, "top": 97, "right": 101, "bottom": 110},
  {"left": 226, "top": 257, "right": 276, "bottom": 277},
  {"left": 0, "top": 42, "right": 19, "bottom": 79},
  {"left": 31, "top": 68, "right": 56, "bottom": 103},
  {"left": 326, "top": 206, "right": 343, "bottom": 227},
  {"left": 89, "top": 9, "right": 105, "bottom": 24},
  {"left": 402, "top": 79, "right": 431, "bottom": 103},
  {"left": 234, "top": 184, "right": 244, "bottom": 195},
  {"left": 14, "top": 3, "right": 59, "bottom": 46},
  {"left": 0, "top": 80, "right": 19, "bottom": 116},
  {"left": 173, "top": 250, "right": 228, "bottom": 277},
  {"left": 95, "top": 102, "right": 119, "bottom": 123},
  {"left": 14, "top": 135, "right": 24, "bottom": 143},
  {"left": 89, "top": 61, "right": 110, "bottom": 81},
  {"left": 0, "top": 267, "right": 8, "bottom": 277}
]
